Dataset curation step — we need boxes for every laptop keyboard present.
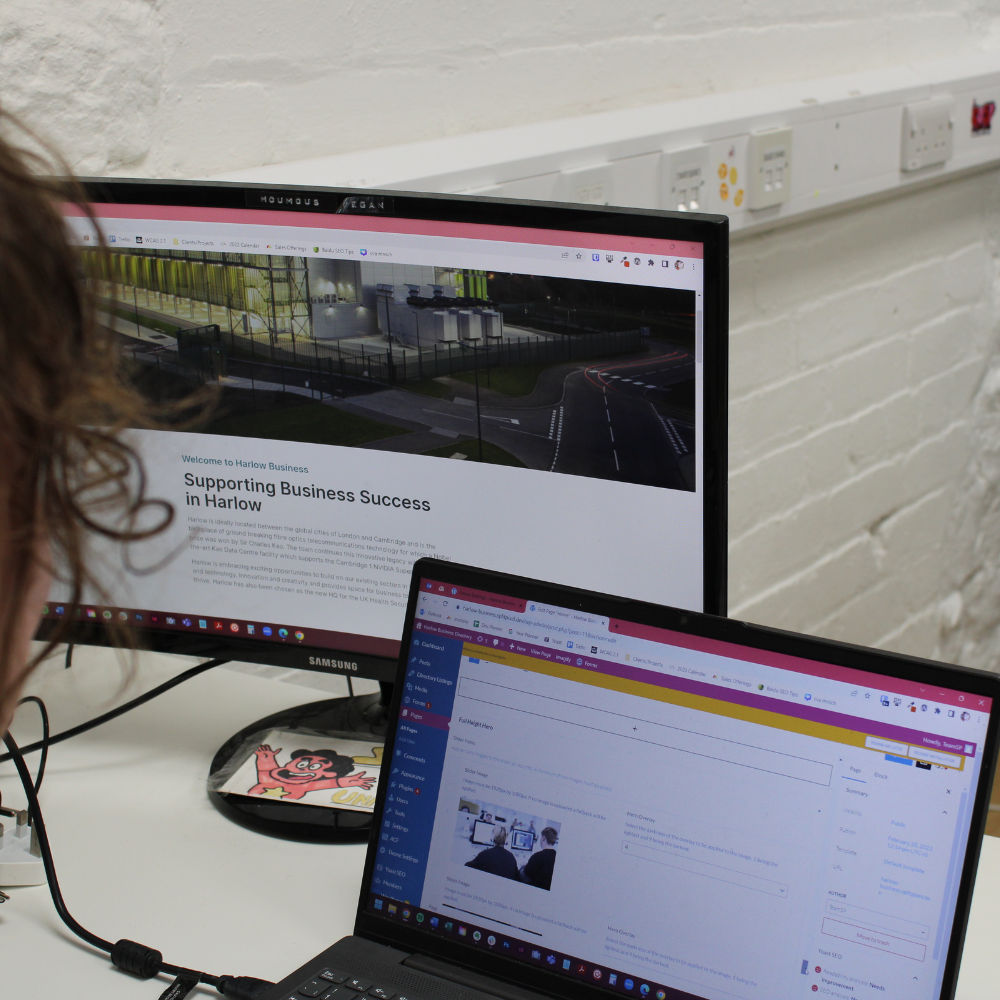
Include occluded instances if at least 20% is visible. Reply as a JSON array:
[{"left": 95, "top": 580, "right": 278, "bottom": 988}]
[{"left": 282, "top": 968, "right": 423, "bottom": 1000}]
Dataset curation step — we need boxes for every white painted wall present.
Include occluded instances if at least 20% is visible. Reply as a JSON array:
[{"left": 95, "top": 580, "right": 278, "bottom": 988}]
[{"left": 4, "top": 2, "right": 1000, "bottom": 667}]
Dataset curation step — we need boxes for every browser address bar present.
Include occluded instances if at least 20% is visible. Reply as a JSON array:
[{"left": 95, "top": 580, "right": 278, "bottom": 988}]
[{"left": 467, "top": 607, "right": 611, "bottom": 643}]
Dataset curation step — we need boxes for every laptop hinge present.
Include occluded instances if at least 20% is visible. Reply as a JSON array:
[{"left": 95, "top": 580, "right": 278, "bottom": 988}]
[{"left": 402, "top": 954, "right": 544, "bottom": 1000}]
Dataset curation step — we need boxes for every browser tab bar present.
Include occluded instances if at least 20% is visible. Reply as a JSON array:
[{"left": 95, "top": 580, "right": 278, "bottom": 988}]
[
  {"left": 428, "top": 587, "right": 987, "bottom": 744},
  {"left": 420, "top": 579, "right": 526, "bottom": 613}
]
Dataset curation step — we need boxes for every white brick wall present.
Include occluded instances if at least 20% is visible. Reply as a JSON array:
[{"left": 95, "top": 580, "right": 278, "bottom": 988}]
[
  {"left": 4, "top": 2, "right": 1000, "bottom": 667},
  {"left": 729, "top": 168, "right": 1000, "bottom": 669},
  {"left": 3, "top": 1, "right": 1000, "bottom": 178}
]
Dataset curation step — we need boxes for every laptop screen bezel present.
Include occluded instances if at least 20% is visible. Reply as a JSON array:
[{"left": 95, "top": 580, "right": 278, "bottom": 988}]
[{"left": 354, "top": 557, "right": 1000, "bottom": 1000}]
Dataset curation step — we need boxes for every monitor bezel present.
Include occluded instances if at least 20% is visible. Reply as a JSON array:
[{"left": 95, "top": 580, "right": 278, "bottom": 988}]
[
  {"left": 354, "top": 557, "right": 1000, "bottom": 1000},
  {"left": 43, "top": 179, "right": 728, "bottom": 676}
]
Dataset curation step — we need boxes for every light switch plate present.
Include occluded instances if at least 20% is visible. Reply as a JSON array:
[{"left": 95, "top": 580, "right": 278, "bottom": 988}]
[
  {"left": 663, "top": 145, "right": 710, "bottom": 212},
  {"left": 747, "top": 127, "right": 793, "bottom": 210}
]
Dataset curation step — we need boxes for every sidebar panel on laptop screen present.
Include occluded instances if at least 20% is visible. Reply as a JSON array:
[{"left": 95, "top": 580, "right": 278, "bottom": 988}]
[
  {"left": 366, "top": 580, "right": 992, "bottom": 1000},
  {"left": 55, "top": 206, "right": 707, "bottom": 655}
]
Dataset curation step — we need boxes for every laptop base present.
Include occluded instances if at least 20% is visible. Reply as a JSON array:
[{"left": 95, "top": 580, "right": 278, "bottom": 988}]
[{"left": 259, "top": 935, "right": 547, "bottom": 1000}]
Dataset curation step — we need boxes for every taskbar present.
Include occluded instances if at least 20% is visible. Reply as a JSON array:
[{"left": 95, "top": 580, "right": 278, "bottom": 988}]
[
  {"left": 366, "top": 893, "right": 694, "bottom": 1000},
  {"left": 39, "top": 602, "right": 398, "bottom": 658}
]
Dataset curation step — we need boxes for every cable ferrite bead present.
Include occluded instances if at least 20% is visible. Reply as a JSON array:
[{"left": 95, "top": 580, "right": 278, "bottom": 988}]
[{"left": 111, "top": 938, "right": 163, "bottom": 978}]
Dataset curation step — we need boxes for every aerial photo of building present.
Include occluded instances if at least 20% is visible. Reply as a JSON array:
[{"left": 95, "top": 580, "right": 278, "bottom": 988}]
[{"left": 85, "top": 245, "right": 697, "bottom": 492}]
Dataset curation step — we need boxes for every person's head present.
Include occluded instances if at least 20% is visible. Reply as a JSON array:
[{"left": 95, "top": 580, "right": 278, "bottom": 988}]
[
  {"left": 492, "top": 825, "right": 508, "bottom": 848},
  {"left": 0, "top": 112, "right": 174, "bottom": 729},
  {"left": 540, "top": 827, "right": 558, "bottom": 848}
]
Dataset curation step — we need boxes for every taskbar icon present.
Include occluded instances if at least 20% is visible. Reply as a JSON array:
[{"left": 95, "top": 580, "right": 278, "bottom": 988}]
[{"left": 43, "top": 604, "right": 308, "bottom": 643}]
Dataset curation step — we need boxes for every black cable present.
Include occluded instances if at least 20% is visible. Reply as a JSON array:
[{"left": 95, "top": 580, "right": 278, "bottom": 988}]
[
  {"left": 15, "top": 695, "right": 49, "bottom": 792},
  {"left": 64, "top": 643, "right": 74, "bottom": 670},
  {"left": 3, "top": 730, "right": 115, "bottom": 954},
  {"left": 0, "top": 657, "right": 229, "bottom": 763},
  {"left": 3, "top": 720, "right": 273, "bottom": 997}
]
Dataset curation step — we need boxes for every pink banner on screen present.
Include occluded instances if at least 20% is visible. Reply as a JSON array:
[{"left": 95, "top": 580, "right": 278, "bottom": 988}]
[{"left": 64, "top": 202, "right": 704, "bottom": 258}]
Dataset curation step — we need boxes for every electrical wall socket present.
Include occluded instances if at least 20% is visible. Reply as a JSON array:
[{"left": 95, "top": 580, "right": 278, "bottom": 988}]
[
  {"left": 663, "top": 145, "right": 709, "bottom": 212},
  {"left": 901, "top": 96, "right": 954, "bottom": 172},
  {"left": 747, "top": 127, "right": 793, "bottom": 210},
  {"left": 223, "top": 54, "right": 1000, "bottom": 234}
]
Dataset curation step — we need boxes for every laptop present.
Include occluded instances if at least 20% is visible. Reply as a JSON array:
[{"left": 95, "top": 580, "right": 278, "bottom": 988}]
[{"left": 260, "top": 558, "right": 1000, "bottom": 1000}]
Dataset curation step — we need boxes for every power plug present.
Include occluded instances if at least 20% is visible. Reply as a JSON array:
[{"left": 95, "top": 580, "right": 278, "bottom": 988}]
[{"left": 0, "top": 809, "right": 46, "bottom": 887}]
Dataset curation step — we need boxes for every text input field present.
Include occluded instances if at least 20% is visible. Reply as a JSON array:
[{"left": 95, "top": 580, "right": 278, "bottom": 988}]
[
  {"left": 621, "top": 840, "right": 789, "bottom": 897},
  {"left": 823, "top": 900, "right": 929, "bottom": 941},
  {"left": 456, "top": 674, "right": 833, "bottom": 785}
]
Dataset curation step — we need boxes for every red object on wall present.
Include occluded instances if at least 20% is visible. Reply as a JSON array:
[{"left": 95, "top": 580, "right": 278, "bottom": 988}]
[{"left": 972, "top": 100, "right": 996, "bottom": 134}]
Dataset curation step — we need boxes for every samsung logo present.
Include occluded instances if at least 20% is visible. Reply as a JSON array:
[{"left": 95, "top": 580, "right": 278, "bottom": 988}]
[{"left": 309, "top": 656, "right": 359, "bottom": 672}]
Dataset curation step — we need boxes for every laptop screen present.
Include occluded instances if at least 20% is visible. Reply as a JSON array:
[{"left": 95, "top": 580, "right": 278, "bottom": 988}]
[{"left": 364, "top": 576, "right": 993, "bottom": 1000}]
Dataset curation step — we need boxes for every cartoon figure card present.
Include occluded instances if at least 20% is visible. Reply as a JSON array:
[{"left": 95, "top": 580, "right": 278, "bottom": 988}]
[{"left": 218, "top": 730, "right": 383, "bottom": 812}]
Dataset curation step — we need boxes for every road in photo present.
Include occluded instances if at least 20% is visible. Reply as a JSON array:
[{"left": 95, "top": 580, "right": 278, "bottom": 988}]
[{"left": 556, "top": 347, "right": 695, "bottom": 490}]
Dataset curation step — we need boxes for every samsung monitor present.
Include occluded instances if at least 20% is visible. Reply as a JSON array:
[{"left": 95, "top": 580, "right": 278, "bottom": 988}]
[{"left": 43, "top": 179, "right": 728, "bottom": 688}]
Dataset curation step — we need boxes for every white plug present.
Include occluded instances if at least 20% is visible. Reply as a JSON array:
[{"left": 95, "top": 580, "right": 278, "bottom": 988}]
[{"left": 0, "top": 809, "right": 45, "bottom": 887}]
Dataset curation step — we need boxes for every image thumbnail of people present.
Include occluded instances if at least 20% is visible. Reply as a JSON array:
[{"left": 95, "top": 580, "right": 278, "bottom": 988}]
[
  {"left": 454, "top": 798, "right": 561, "bottom": 891},
  {"left": 466, "top": 824, "right": 521, "bottom": 881},
  {"left": 86, "top": 245, "right": 696, "bottom": 492}
]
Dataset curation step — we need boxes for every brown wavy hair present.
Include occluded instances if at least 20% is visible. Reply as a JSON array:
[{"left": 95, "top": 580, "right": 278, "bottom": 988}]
[{"left": 0, "top": 112, "right": 175, "bottom": 726}]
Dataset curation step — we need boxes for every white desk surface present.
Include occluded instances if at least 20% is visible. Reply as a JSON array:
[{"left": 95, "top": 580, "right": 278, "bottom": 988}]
[{"left": 1, "top": 648, "right": 997, "bottom": 999}]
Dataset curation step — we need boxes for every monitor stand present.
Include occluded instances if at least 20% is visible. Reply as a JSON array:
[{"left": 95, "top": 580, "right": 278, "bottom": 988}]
[{"left": 207, "top": 680, "right": 391, "bottom": 842}]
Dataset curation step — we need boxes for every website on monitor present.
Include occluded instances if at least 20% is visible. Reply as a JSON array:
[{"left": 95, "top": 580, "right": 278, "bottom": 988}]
[
  {"left": 53, "top": 205, "right": 707, "bottom": 652},
  {"left": 366, "top": 581, "right": 991, "bottom": 1000}
]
